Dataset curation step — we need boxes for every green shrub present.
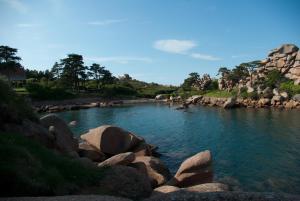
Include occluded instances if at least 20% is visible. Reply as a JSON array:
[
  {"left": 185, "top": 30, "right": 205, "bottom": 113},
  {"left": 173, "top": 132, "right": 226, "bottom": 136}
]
[
  {"left": 204, "top": 89, "right": 236, "bottom": 98},
  {"left": 264, "top": 69, "right": 286, "bottom": 88},
  {"left": 0, "top": 78, "right": 37, "bottom": 122},
  {"left": 0, "top": 132, "right": 106, "bottom": 196},
  {"left": 280, "top": 81, "right": 300, "bottom": 96},
  {"left": 100, "top": 84, "right": 137, "bottom": 98},
  {"left": 26, "top": 83, "right": 75, "bottom": 100}
]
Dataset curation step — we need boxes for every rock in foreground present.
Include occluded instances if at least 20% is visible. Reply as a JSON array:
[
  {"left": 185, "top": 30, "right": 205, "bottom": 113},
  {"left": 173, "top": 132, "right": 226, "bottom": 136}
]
[
  {"left": 167, "top": 150, "right": 213, "bottom": 187},
  {"left": 80, "top": 125, "right": 143, "bottom": 155}
]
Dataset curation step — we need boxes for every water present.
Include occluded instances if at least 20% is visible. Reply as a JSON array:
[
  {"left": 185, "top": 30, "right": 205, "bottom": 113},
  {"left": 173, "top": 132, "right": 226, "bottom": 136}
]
[{"left": 54, "top": 103, "right": 300, "bottom": 193}]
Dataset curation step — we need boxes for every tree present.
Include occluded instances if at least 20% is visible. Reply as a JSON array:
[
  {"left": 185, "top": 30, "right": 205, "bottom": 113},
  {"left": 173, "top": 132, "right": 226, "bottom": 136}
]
[
  {"left": 60, "top": 54, "right": 86, "bottom": 91},
  {"left": 181, "top": 72, "right": 200, "bottom": 91},
  {"left": 0, "top": 46, "right": 23, "bottom": 82},
  {"left": 51, "top": 62, "right": 62, "bottom": 79},
  {"left": 217, "top": 67, "right": 230, "bottom": 77},
  {"left": 88, "top": 63, "right": 104, "bottom": 89},
  {"left": 238, "top": 60, "right": 261, "bottom": 86}
]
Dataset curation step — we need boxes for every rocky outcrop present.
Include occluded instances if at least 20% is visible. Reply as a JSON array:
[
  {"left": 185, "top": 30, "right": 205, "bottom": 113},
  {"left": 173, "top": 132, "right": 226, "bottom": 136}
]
[
  {"left": 167, "top": 150, "right": 213, "bottom": 187},
  {"left": 78, "top": 142, "right": 106, "bottom": 162},
  {"left": 98, "top": 152, "right": 135, "bottom": 167},
  {"left": 80, "top": 125, "right": 143, "bottom": 155},
  {"left": 40, "top": 114, "right": 78, "bottom": 156},
  {"left": 130, "top": 156, "right": 171, "bottom": 188},
  {"left": 98, "top": 165, "right": 152, "bottom": 199},
  {"left": 223, "top": 97, "right": 236, "bottom": 109},
  {"left": 151, "top": 185, "right": 180, "bottom": 197},
  {"left": 258, "top": 44, "right": 300, "bottom": 85}
]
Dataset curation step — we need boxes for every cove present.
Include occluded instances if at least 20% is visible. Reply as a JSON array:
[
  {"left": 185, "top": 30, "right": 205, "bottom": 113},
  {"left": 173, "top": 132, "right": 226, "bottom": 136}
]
[{"left": 54, "top": 103, "right": 300, "bottom": 194}]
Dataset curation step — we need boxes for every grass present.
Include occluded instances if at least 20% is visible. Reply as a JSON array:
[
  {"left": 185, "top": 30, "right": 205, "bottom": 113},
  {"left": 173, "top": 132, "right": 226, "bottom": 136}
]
[
  {"left": 0, "top": 132, "right": 106, "bottom": 196},
  {"left": 203, "top": 90, "right": 236, "bottom": 98},
  {"left": 13, "top": 87, "right": 29, "bottom": 95},
  {"left": 280, "top": 80, "right": 300, "bottom": 96}
]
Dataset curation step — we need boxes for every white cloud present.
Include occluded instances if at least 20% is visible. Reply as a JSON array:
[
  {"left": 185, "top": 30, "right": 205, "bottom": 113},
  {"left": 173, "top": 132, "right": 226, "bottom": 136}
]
[
  {"left": 16, "top": 23, "right": 40, "bottom": 28},
  {"left": 153, "top": 39, "right": 197, "bottom": 54},
  {"left": 2, "top": 0, "right": 28, "bottom": 13},
  {"left": 88, "top": 19, "right": 127, "bottom": 26},
  {"left": 190, "top": 53, "right": 221, "bottom": 61},
  {"left": 86, "top": 56, "right": 152, "bottom": 64}
]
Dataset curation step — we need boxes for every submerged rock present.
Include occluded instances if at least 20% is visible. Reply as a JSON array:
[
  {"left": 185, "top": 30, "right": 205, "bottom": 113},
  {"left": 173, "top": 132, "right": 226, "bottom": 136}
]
[{"left": 184, "top": 182, "right": 229, "bottom": 192}]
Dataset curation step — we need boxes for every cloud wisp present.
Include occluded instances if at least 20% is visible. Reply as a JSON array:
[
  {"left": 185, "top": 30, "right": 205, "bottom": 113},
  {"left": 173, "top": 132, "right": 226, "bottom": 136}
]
[
  {"left": 86, "top": 56, "right": 152, "bottom": 64},
  {"left": 154, "top": 39, "right": 196, "bottom": 54},
  {"left": 154, "top": 39, "right": 221, "bottom": 61},
  {"left": 88, "top": 19, "right": 127, "bottom": 26},
  {"left": 16, "top": 23, "right": 40, "bottom": 28},
  {"left": 190, "top": 53, "right": 221, "bottom": 61}
]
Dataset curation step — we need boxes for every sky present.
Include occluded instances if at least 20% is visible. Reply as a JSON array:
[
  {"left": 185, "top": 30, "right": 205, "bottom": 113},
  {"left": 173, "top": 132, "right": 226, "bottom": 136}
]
[{"left": 0, "top": 0, "right": 299, "bottom": 85}]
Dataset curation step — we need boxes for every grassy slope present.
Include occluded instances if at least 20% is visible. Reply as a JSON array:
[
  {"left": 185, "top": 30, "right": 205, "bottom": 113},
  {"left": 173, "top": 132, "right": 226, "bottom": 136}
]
[{"left": 0, "top": 132, "right": 106, "bottom": 197}]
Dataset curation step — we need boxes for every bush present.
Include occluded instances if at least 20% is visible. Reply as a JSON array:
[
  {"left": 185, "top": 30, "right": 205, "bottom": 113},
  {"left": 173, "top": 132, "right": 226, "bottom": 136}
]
[
  {"left": 264, "top": 70, "right": 285, "bottom": 88},
  {"left": 280, "top": 81, "right": 300, "bottom": 96},
  {"left": 100, "top": 84, "right": 137, "bottom": 98},
  {"left": 0, "top": 132, "right": 106, "bottom": 196},
  {"left": 0, "top": 77, "right": 37, "bottom": 122},
  {"left": 26, "top": 84, "right": 75, "bottom": 100}
]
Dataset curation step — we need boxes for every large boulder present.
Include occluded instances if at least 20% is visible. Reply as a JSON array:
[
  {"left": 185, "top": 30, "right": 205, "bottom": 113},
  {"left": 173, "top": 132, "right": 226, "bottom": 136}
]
[
  {"left": 167, "top": 150, "right": 213, "bottom": 188},
  {"left": 278, "top": 44, "right": 299, "bottom": 54},
  {"left": 131, "top": 142, "right": 152, "bottom": 157},
  {"left": 78, "top": 142, "right": 106, "bottom": 162},
  {"left": 80, "top": 125, "right": 143, "bottom": 155},
  {"left": 223, "top": 97, "right": 236, "bottom": 109},
  {"left": 98, "top": 152, "right": 135, "bottom": 167},
  {"left": 98, "top": 165, "right": 152, "bottom": 199},
  {"left": 40, "top": 114, "right": 78, "bottom": 156},
  {"left": 184, "top": 183, "right": 229, "bottom": 192},
  {"left": 130, "top": 156, "right": 171, "bottom": 188}
]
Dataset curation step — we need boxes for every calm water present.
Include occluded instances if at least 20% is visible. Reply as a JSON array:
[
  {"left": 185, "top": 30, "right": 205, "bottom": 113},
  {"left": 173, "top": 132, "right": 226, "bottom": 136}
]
[{"left": 55, "top": 103, "right": 300, "bottom": 193}]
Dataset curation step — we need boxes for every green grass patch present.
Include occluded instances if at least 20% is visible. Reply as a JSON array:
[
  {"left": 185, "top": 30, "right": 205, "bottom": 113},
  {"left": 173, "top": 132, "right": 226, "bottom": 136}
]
[
  {"left": 203, "top": 90, "right": 236, "bottom": 98},
  {"left": 280, "top": 80, "right": 300, "bottom": 96},
  {"left": 0, "top": 132, "right": 106, "bottom": 196}
]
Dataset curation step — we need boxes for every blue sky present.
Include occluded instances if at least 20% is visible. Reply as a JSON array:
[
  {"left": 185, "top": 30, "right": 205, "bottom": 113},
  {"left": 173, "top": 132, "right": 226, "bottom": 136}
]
[{"left": 0, "top": 0, "right": 299, "bottom": 85}]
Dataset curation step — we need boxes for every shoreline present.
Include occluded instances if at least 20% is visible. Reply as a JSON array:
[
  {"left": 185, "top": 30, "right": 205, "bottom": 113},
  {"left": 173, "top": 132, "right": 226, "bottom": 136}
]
[{"left": 32, "top": 95, "right": 300, "bottom": 113}]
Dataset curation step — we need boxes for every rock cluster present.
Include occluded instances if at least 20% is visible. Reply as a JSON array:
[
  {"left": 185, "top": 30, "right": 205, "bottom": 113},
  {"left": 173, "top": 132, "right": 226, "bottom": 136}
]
[{"left": 258, "top": 44, "right": 300, "bottom": 85}]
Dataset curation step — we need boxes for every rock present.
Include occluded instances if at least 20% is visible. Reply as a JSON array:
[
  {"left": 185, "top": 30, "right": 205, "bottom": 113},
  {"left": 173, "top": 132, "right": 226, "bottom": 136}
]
[
  {"left": 223, "top": 97, "right": 236, "bottom": 109},
  {"left": 262, "top": 87, "right": 273, "bottom": 98},
  {"left": 247, "top": 86, "right": 254, "bottom": 93},
  {"left": 296, "top": 51, "right": 300, "bottom": 60},
  {"left": 167, "top": 150, "right": 213, "bottom": 188},
  {"left": 285, "top": 100, "right": 297, "bottom": 109},
  {"left": 155, "top": 94, "right": 167, "bottom": 100},
  {"left": 151, "top": 185, "right": 180, "bottom": 197},
  {"left": 130, "top": 156, "right": 171, "bottom": 188},
  {"left": 280, "top": 92, "right": 289, "bottom": 99},
  {"left": 271, "top": 95, "right": 283, "bottom": 103},
  {"left": 74, "top": 157, "right": 96, "bottom": 168},
  {"left": 40, "top": 114, "right": 78, "bottom": 156},
  {"left": 258, "top": 98, "right": 271, "bottom": 107},
  {"left": 98, "top": 165, "right": 152, "bottom": 199},
  {"left": 131, "top": 142, "right": 152, "bottom": 156},
  {"left": 278, "top": 44, "right": 299, "bottom": 54},
  {"left": 98, "top": 152, "right": 135, "bottom": 167},
  {"left": 144, "top": 191, "right": 300, "bottom": 201},
  {"left": 78, "top": 142, "right": 106, "bottom": 162},
  {"left": 186, "top": 95, "right": 202, "bottom": 104},
  {"left": 273, "top": 88, "right": 279, "bottom": 96},
  {"left": 292, "top": 94, "right": 300, "bottom": 101},
  {"left": 80, "top": 125, "right": 143, "bottom": 155},
  {"left": 184, "top": 183, "right": 229, "bottom": 192},
  {"left": 69, "top": 121, "right": 77, "bottom": 126}
]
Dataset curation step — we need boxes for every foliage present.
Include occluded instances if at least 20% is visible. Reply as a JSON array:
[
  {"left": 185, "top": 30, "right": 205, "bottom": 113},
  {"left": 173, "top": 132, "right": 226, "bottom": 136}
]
[
  {"left": 0, "top": 132, "right": 106, "bottom": 196},
  {"left": 239, "top": 87, "right": 258, "bottom": 100},
  {"left": 0, "top": 77, "right": 37, "bottom": 122},
  {"left": 280, "top": 80, "right": 300, "bottom": 96},
  {"left": 264, "top": 69, "right": 285, "bottom": 88},
  {"left": 100, "top": 84, "right": 137, "bottom": 98},
  {"left": 203, "top": 89, "right": 237, "bottom": 98},
  {"left": 181, "top": 72, "right": 200, "bottom": 91},
  {"left": 26, "top": 83, "right": 75, "bottom": 100}
]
